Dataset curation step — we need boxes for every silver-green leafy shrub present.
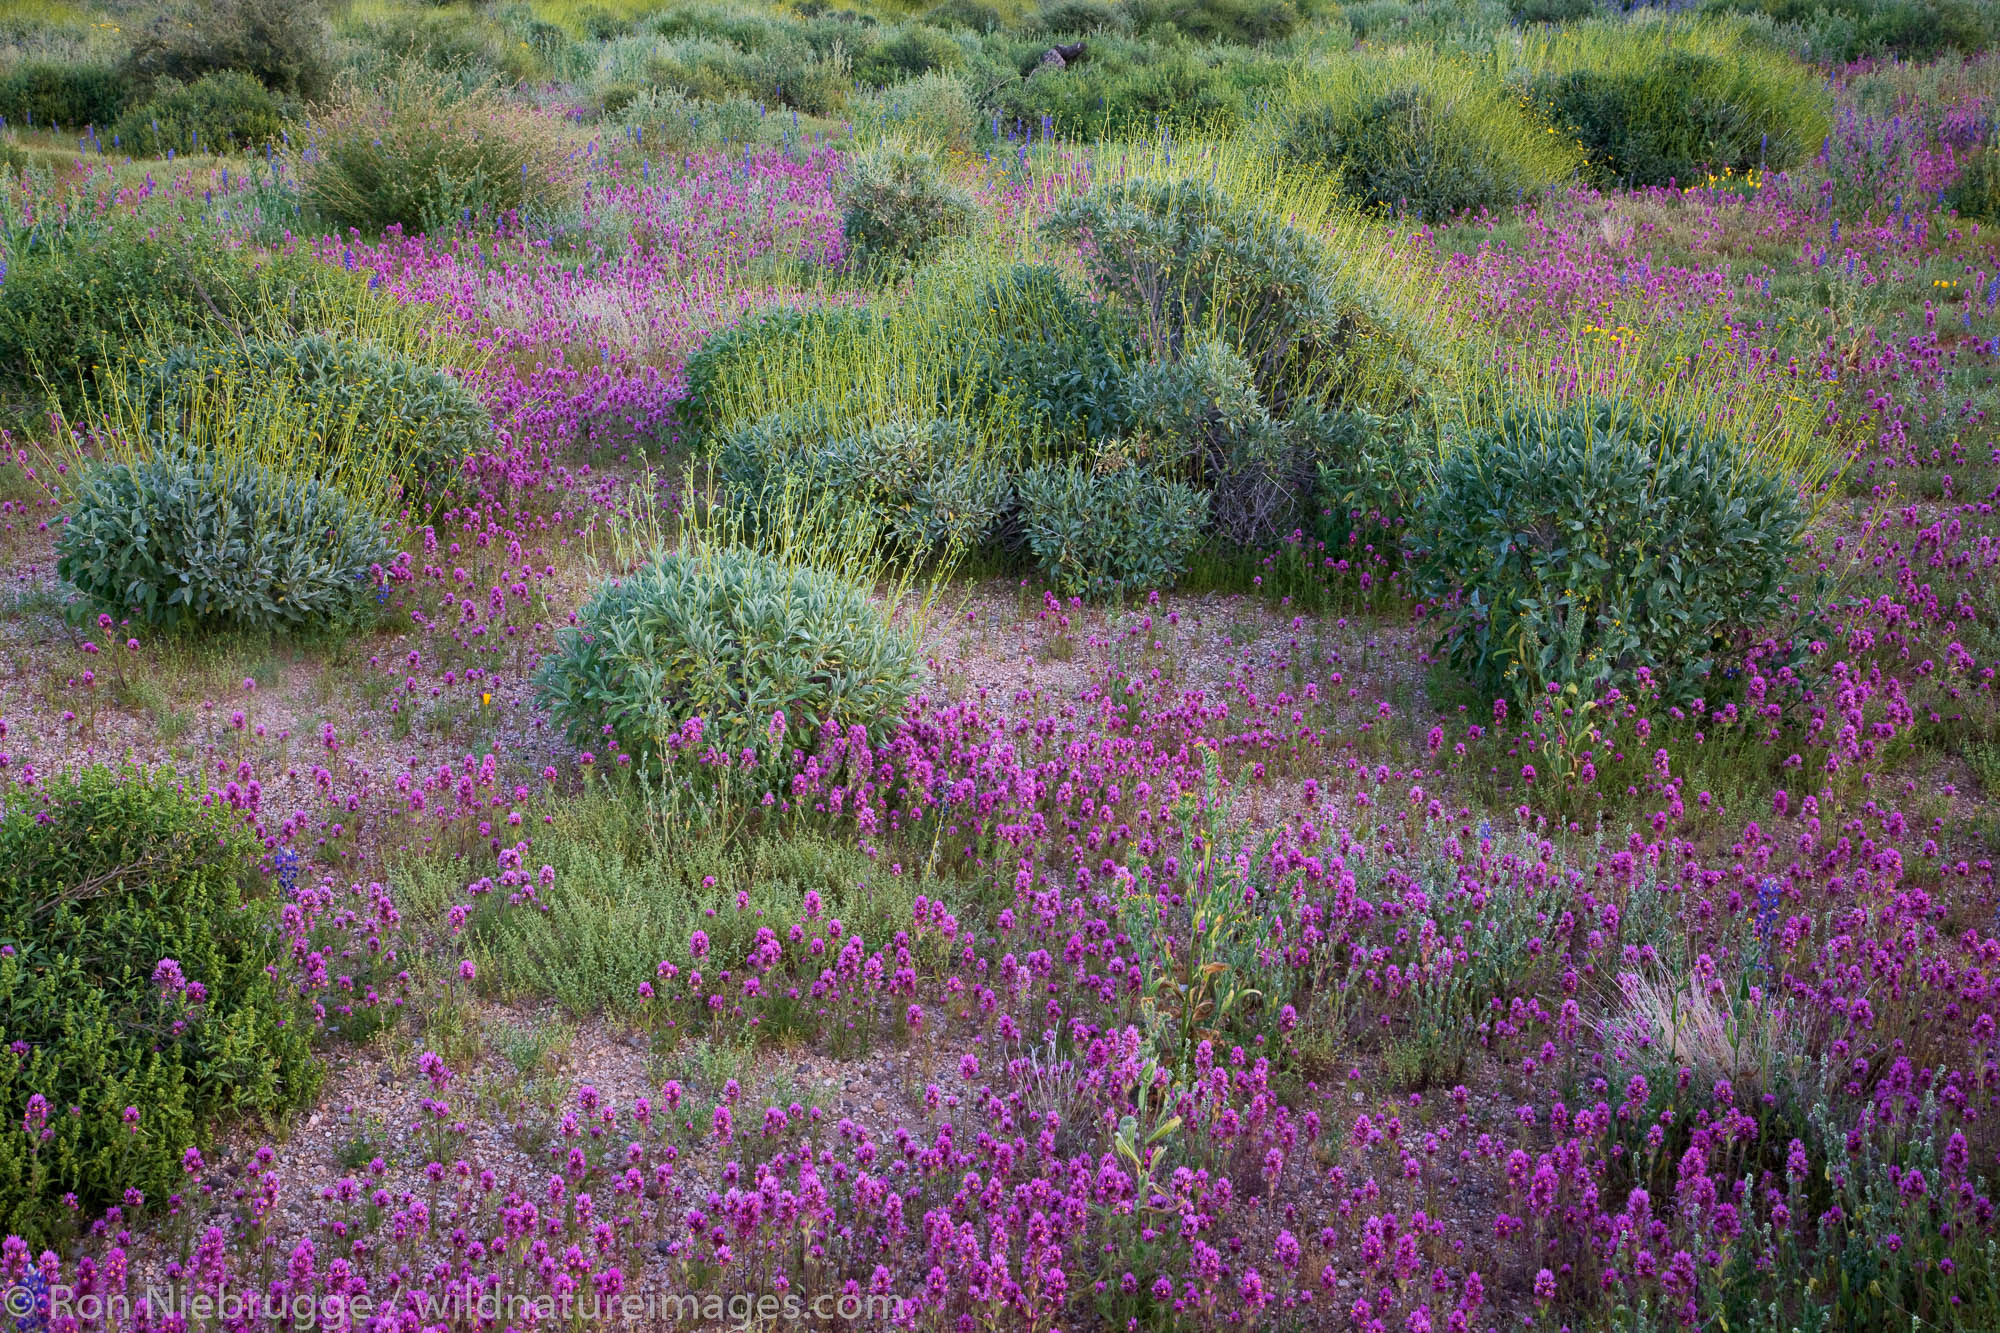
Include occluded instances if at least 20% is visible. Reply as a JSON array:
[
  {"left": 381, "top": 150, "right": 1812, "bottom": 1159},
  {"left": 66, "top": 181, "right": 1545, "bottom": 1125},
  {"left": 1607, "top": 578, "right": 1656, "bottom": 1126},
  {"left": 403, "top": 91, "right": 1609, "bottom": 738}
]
[
  {"left": 1016, "top": 461, "right": 1208, "bottom": 599},
  {"left": 1123, "top": 339, "right": 1309, "bottom": 548},
  {"left": 1413, "top": 400, "right": 1808, "bottom": 705},
  {"left": 839, "top": 143, "right": 977, "bottom": 268},
  {"left": 1041, "top": 179, "right": 1347, "bottom": 409},
  {"left": 718, "top": 410, "right": 1008, "bottom": 557},
  {"left": 56, "top": 452, "right": 393, "bottom": 631},
  {"left": 134, "top": 333, "right": 488, "bottom": 491},
  {"left": 533, "top": 547, "right": 920, "bottom": 775}
]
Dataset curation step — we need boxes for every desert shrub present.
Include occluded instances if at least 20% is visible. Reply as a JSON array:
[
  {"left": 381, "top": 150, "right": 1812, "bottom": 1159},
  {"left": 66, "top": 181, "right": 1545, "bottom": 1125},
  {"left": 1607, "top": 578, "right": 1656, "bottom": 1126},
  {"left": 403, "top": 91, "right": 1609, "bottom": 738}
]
[
  {"left": 720, "top": 410, "right": 1009, "bottom": 554},
  {"left": 532, "top": 547, "right": 921, "bottom": 777},
  {"left": 930, "top": 0, "right": 1009, "bottom": 33},
  {"left": 1042, "top": 178, "right": 1347, "bottom": 409},
  {"left": 857, "top": 24, "right": 965, "bottom": 85},
  {"left": 110, "top": 70, "right": 287, "bottom": 157},
  {"left": 1413, "top": 399, "right": 1808, "bottom": 705},
  {"left": 612, "top": 87, "right": 766, "bottom": 152},
  {"left": 840, "top": 143, "right": 978, "bottom": 268},
  {"left": 131, "top": 333, "right": 489, "bottom": 488},
  {"left": 954, "top": 263, "right": 1138, "bottom": 448},
  {"left": 57, "top": 451, "right": 393, "bottom": 632},
  {"left": 852, "top": 70, "right": 982, "bottom": 152},
  {"left": 0, "top": 766, "right": 319, "bottom": 1244},
  {"left": 1275, "top": 56, "right": 1580, "bottom": 220},
  {"left": 345, "top": 8, "right": 525, "bottom": 89},
  {"left": 1126, "top": 0, "right": 1303, "bottom": 44},
  {"left": 1516, "top": 20, "right": 1830, "bottom": 187},
  {"left": 676, "top": 306, "right": 890, "bottom": 449},
  {"left": 986, "top": 36, "right": 1271, "bottom": 139},
  {"left": 0, "top": 227, "right": 347, "bottom": 405},
  {"left": 1022, "top": 0, "right": 1130, "bottom": 35},
  {"left": 0, "top": 60, "right": 126, "bottom": 128},
  {"left": 121, "top": 0, "right": 332, "bottom": 101},
  {"left": 298, "top": 66, "right": 578, "bottom": 236},
  {"left": 1124, "top": 340, "right": 1311, "bottom": 547},
  {"left": 748, "top": 38, "right": 854, "bottom": 114},
  {"left": 1710, "top": 0, "right": 1998, "bottom": 62},
  {"left": 1509, "top": 0, "right": 1595, "bottom": 20},
  {"left": 1308, "top": 405, "right": 1429, "bottom": 549},
  {"left": 1016, "top": 461, "right": 1208, "bottom": 598},
  {"left": 1946, "top": 146, "right": 2000, "bottom": 223}
]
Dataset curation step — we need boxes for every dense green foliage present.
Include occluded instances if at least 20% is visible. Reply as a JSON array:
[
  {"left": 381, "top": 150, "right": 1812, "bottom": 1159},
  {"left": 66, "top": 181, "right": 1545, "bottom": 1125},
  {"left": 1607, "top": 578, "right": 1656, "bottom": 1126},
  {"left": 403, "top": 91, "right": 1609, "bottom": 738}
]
[
  {"left": 1414, "top": 400, "right": 1809, "bottom": 705},
  {"left": 838, "top": 143, "right": 978, "bottom": 267},
  {"left": 0, "top": 60, "right": 126, "bottom": 129},
  {"left": 533, "top": 547, "right": 920, "bottom": 776},
  {"left": 121, "top": 0, "right": 332, "bottom": 100},
  {"left": 719, "top": 410, "right": 1008, "bottom": 555},
  {"left": 1276, "top": 59, "right": 1579, "bottom": 220},
  {"left": 111, "top": 70, "right": 287, "bottom": 157},
  {"left": 1517, "top": 24, "right": 1830, "bottom": 188},
  {"left": 133, "top": 333, "right": 489, "bottom": 489},
  {"left": 1043, "top": 179, "right": 1347, "bottom": 409},
  {"left": 1017, "top": 461, "right": 1208, "bottom": 597},
  {"left": 0, "top": 768, "right": 317, "bottom": 1244},
  {"left": 56, "top": 453, "right": 394, "bottom": 632},
  {"left": 1947, "top": 144, "right": 2000, "bottom": 224},
  {"left": 0, "top": 229, "right": 346, "bottom": 404},
  {"left": 298, "top": 66, "right": 577, "bottom": 235}
]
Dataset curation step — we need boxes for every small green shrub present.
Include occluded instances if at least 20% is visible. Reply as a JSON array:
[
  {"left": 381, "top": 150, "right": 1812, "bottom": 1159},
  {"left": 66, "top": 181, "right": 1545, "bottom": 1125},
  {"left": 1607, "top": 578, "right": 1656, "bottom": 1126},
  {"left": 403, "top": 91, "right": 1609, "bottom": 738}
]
[
  {"left": 1516, "top": 20, "right": 1829, "bottom": 187},
  {"left": 1124, "top": 339, "right": 1310, "bottom": 547},
  {"left": 0, "top": 228, "right": 347, "bottom": 404},
  {"left": 1713, "top": 0, "right": 1999, "bottom": 62},
  {"left": 720, "top": 410, "right": 1008, "bottom": 555},
  {"left": 0, "top": 61, "right": 126, "bottom": 129},
  {"left": 1946, "top": 146, "right": 2000, "bottom": 223},
  {"left": 857, "top": 24, "right": 965, "bottom": 85},
  {"left": 299, "top": 65, "right": 578, "bottom": 236},
  {"left": 111, "top": 70, "right": 286, "bottom": 158},
  {"left": 989, "top": 42, "right": 1261, "bottom": 140},
  {"left": 1413, "top": 399, "right": 1808, "bottom": 705},
  {"left": 839, "top": 143, "right": 978, "bottom": 268},
  {"left": 1276, "top": 57, "right": 1580, "bottom": 220},
  {"left": 121, "top": 0, "right": 333, "bottom": 101},
  {"left": 1043, "top": 178, "right": 1348, "bottom": 409},
  {"left": 954, "top": 263, "right": 1137, "bottom": 448},
  {"left": 132, "top": 333, "right": 488, "bottom": 489},
  {"left": 675, "top": 306, "right": 890, "bottom": 449},
  {"left": 852, "top": 69, "right": 981, "bottom": 152},
  {"left": 0, "top": 766, "right": 319, "bottom": 1244},
  {"left": 1126, "top": 0, "right": 1303, "bottom": 44},
  {"left": 533, "top": 547, "right": 921, "bottom": 775},
  {"left": 57, "top": 452, "right": 393, "bottom": 632},
  {"left": 1016, "top": 460, "right": 1208, "bottom": 598}
]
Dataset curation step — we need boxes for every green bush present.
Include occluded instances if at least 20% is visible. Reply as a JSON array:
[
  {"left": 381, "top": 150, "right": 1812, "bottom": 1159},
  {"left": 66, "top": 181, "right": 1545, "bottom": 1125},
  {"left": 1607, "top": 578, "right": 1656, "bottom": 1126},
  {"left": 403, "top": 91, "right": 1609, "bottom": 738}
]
[
  {"left": 839, "top": 143, "right": 978, "bottom": 268},
  {"left": 1043, "top": 178, "right": 1346, "bottom": 409},
  {"left": 57, "top": 451, "right": 393, "bottom": 632},
  {"left": 852, "top": 69, "right": 982, "bottom": 152},
  {"left": 1016, "top": 460, "right": 1208, "bottom": 597},
  {"left": 121, "top": 0, "right": 332, "bottom": 101},
  {"left": 0, "top": 228, "right": 347, "bottom": 405},
  {"left": 1413, "top": 400, "right": 1808, "bottom": 705},
  {"left": 954, "top": 263, "right": 1137, "bottom": 448},
  {"left": 988, "top": 42, "right": 1264, "bottom": 140},
  {"left": 132, "top": 333, "right": 488, "bottom": 490},
  {"left": 1711, "top": 0, "right": 1998, "bottom": 62},
  {"left": 1946, "top": 146, "right": 2000, "bottom": 224},
  {"left": 111, "top": 70, "right": 286, "bottom": 158},
  {"left": 1125, "top": 0, "right": 1303, "bottom": 44},
  {"left": 1124, "top": 339, "right": 1310, "bottom": 547},
  {"left": 857, "top": 24, "right": 965, "bottom": 85},
  {"left": 1516, "top": 21, "right": 1829, "bottom": 188},
  {"left": 533, "top": 547, "right": 921, "bottom": 775},
  {"left": 720, "top": 410, "right": 1008, "bottom": 555},
  {"left": 1276, "top": 57, "right": 1580, "bottom": 220},
  {"left": 675, "top": 306, "right": 890, "bottom": 449},
  {"left": 0, "top": 61, "right": 126, "bottom": 129},
  {"left": 299, "top": 65, "right": 578, "bottom": 236},
  {"left": 0, "top": 767, "right": 319, "bottom": 1244}
]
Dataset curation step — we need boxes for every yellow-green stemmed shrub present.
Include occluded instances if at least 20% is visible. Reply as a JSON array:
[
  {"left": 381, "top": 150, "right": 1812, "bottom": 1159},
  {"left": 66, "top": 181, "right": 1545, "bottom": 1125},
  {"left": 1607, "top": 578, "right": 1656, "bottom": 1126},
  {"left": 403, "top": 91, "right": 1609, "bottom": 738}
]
[
  {"left": 1509, "top": 18, "right": 1831, "bottom": 188},
  {"left": 297, "top": 64, "right": 579, "bottom": 236},
  {"left": 1268, "top": 52, "right": 1581, "bottom": 221}
]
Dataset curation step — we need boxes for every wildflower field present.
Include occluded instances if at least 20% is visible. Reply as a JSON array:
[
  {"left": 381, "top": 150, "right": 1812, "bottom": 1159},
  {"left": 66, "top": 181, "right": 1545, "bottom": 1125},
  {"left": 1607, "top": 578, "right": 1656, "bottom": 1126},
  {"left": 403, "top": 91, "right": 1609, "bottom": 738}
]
[{"left": 0, "top": 0, "right": 1995, "bottom": 1328}]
